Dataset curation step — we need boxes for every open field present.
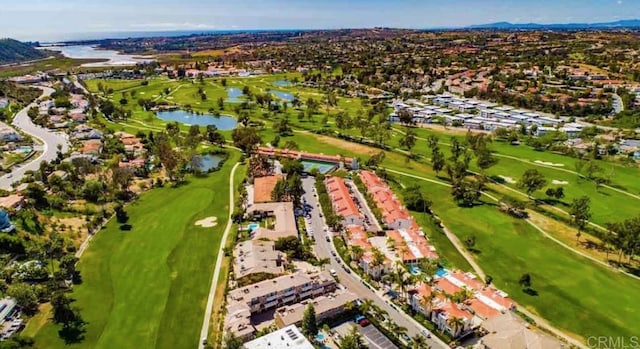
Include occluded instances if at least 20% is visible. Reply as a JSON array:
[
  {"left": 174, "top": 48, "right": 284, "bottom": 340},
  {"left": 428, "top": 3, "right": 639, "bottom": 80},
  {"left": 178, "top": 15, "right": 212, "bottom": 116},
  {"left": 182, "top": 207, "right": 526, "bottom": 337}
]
[{"left": 26, "top": 151, "right": 240, "bottom": 349}]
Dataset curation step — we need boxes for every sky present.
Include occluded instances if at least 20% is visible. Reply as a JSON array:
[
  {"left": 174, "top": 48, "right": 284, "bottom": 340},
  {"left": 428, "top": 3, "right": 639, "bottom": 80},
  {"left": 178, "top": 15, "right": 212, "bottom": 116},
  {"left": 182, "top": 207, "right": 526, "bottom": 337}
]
[{"left": 0, "top": 0, "right": 638, "bottom": 42}]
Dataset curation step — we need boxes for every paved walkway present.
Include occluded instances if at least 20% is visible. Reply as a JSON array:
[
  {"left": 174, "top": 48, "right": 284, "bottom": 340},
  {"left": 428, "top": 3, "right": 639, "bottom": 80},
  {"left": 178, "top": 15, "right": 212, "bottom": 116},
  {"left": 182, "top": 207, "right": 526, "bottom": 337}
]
[{"left": 198, "top": 162, "right": 240, "bottom": 349}]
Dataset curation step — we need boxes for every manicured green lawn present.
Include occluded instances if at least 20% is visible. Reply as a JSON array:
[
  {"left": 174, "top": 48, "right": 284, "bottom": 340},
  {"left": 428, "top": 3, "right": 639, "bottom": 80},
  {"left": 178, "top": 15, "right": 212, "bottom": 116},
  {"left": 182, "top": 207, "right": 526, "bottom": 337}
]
[
  {"left": 395, "top": 178, "right": 639, "bottom": 340},
  {"left": 28, "top": 152, "right": 240, "bottom": 349}
]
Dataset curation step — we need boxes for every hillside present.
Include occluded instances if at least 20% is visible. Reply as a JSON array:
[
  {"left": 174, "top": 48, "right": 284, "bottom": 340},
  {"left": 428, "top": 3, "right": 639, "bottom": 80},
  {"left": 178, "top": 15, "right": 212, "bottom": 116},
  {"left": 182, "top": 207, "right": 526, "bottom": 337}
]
[
  {"left": 0, "top": 38, "right": 47, "bottom": 65},
  {"left": 468, "top": 19, "right": 640, "bottom": 30}
]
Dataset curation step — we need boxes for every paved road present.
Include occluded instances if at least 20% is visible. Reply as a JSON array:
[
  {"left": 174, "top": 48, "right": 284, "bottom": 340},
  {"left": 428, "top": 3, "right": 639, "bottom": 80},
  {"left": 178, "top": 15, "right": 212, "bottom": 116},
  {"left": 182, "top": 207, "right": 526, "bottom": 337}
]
[
  {"left": 0, "top": 86, "right": 70, "bottom": 190},
  {"left": 301, "top": 177, "right": 448, "bottom": 349},
  {"left": 199, "top": 162, "right": 241, "bottom": 349}
]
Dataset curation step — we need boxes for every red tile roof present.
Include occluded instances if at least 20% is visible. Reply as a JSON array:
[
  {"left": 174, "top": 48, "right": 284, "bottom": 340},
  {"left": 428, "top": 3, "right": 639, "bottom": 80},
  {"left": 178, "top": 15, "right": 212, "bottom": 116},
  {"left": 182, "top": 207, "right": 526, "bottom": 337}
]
[{"left": 326, "top": 177, "right": 362, "bottom": 219}]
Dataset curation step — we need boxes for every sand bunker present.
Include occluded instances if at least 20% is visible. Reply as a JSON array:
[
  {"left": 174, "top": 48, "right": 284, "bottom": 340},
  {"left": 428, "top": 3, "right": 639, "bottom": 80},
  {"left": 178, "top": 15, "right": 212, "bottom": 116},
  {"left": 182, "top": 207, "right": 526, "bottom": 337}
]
[
  {"left": 534, "top": 160, "right": 564, "bottom": 167},
  {"left": 139, "top": 92, "right": 145, "bottom": 95},
  {"left": 499, "top": 175, "right": 517, "bottom": 184},
  {"left": 195, "top": 216, "right": 218, "bottom": 228},
  {"left": 552, "top": 180, "right": 569, "bottom": 185}
]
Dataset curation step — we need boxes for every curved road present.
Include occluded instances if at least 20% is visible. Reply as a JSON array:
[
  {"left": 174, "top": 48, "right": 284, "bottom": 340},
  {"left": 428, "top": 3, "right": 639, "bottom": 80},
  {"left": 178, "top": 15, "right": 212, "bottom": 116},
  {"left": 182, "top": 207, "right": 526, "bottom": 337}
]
[{"left": 0, "top": 86, "right": 70, "bottom": 190}]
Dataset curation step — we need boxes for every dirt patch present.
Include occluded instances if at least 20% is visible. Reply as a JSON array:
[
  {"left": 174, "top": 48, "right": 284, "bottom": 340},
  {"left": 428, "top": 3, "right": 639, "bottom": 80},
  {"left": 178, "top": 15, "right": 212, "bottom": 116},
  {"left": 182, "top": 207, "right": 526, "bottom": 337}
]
[
  {"left": 195, "top": 216, "right": 218, "bottom": 228},
  {"left": 312, "top": 134, "right": 379, "bottom": 156}
]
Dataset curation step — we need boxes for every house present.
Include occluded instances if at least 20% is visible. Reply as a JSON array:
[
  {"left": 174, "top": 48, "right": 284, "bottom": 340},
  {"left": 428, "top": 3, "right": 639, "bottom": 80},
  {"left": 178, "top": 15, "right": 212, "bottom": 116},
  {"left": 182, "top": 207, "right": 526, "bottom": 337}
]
[
  {"left": 252, "top": 175, "right": 284, "bottom": 203},
  {"left": 79, "top": 139, "right": 103, "bottom": 155},
  {"left": 0, "top": 98, "right": 8, "bottom": 109},
  {"left": 0, "top": 195, "right": 26, "bottom": 211},
  {"left": 233, "top": 240, "right": 286, "bottom": 282},
  {"left": 0, "top": 297, "right": 17, "bottom": 325},
  {"left": 274, "top": 290, "right": 359, "bottom": 328},
  {"left": 247, "top": 202, "right": 298, "bottom": 241},
  {"left": 325, "top": 177, "right": 364, "bottom": 226},
  {"left": 242, "top": 325, "right": 314, "bottom": 349},
  {"left": 0, "top": 126, "right": 22, "bottom": 143}
]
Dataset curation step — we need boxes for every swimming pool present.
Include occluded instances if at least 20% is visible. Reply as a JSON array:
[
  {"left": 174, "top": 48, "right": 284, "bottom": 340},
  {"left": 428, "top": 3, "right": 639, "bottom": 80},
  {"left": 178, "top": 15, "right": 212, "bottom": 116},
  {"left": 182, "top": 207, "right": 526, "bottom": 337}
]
[
  {"left": 409, "top": 265, "right": 421, "bottom": 276},
  {"left": 435, "top": 269, "right": 449, "bottom": 278},
  {"left": 315, "top": 333, "right": 325, "bottom": 341},
  {"left": 301, "top": 160, "right": 336, "bottom": 174},
  {"left": 248, "top": 223, "right": 259, "bottom": 231}
]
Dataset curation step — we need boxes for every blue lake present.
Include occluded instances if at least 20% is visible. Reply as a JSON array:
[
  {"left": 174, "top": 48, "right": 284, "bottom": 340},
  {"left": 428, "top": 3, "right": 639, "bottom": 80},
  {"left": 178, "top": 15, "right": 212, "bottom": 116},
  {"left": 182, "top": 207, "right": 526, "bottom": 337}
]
[
  {"left": 270, "top": 90, "right": 294, "bottom": 102},
  {"left": 156, "top": 110, "right": 237, "bottom": 129},
  {"left": 273, "top": 80, "right": 293, "bottom": 87},
  {"left": 192, "top": 154, "right": 224, "bottom": 172},
  {"left": 226, "top": 88, "right": 244, "bottom": 103}
]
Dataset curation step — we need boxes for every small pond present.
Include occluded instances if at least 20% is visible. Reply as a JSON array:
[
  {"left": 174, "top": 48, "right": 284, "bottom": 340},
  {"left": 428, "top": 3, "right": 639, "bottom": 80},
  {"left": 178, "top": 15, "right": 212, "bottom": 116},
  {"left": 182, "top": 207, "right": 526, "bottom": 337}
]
[
  {"left": 273, "top": 80, "right": 293, "bottom": 87},
  {"left": 226, "top": 87, "right": 244, "bottom": 103},
  {"left": 269, "top": 90, "right": 294, "bottom": 102},
  {"left": 156, "top": 110, "right": 237, "bottom": 129},
  {"left": 191, "top": 154, "right": 224, "bottom": 172}
]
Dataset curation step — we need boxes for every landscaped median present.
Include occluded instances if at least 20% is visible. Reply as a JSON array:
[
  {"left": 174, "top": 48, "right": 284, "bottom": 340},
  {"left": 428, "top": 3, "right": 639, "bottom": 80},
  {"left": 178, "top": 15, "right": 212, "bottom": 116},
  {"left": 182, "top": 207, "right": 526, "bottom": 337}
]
[{"left": 25, "top": 151, "right": 241, "bottom": 349}]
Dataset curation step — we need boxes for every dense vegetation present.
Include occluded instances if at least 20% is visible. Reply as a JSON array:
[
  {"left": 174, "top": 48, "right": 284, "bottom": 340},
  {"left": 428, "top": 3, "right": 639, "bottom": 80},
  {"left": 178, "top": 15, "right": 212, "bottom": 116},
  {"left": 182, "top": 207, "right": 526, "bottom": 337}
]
[{"left": 0, "top": 39, "right": 47, "bottom": 64}]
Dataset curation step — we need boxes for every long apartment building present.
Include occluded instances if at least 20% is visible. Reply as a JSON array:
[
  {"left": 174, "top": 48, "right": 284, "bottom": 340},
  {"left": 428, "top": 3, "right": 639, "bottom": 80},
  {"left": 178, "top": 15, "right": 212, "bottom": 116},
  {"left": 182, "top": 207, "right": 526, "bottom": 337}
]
[
  {"left": 226, "top": 271, "right": 336, "bottom": 339},
  {"left": 325, "top": 176, "right": 364, "bottom": 226},
  {"left": 409, "top": 269, "right": 516, "bottom": 339},
  {"left": 359, "top": 171, "right": 438, "bottom": 264},
  {"left": 228, "top": 271, "right": 336, "bottom": 315}
]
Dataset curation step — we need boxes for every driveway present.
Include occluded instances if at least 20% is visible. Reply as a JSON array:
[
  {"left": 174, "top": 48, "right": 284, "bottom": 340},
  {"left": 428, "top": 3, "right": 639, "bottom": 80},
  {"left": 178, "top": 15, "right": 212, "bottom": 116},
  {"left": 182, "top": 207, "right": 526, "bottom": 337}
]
[
  {"left": 344, "top": 179, "right": 382, "bottom": 232},
  {"left": 0, "top": 86, "right": 70, "bottom": 190},
  {"left": 301, "top": 177, "right": 448, "bottom": 349}
]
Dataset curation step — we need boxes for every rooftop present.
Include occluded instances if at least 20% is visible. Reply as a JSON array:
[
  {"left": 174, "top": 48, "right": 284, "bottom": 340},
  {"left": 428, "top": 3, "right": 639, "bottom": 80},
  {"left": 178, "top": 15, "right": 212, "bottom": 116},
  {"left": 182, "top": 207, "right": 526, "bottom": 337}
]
[
  {"left": 326, "top": 177, "right": 362, "bottom": 219},
  {"left": 229, "top": 271, "right": 335, "bottom": 304},
  {"left": 274, "top": 290, "right": 358, "bottom": 327},
  {"left": 247, "top": 202, "right": 298, "bottom": 241},
  {"left": 233, "top": 240, "right": 285, "bottom": 279},
  {"left": 253, "top": 175, "right": 284, "bottom": 203},
  {"left": 242, "top": 325, "right": 314, "bottom": 349}
]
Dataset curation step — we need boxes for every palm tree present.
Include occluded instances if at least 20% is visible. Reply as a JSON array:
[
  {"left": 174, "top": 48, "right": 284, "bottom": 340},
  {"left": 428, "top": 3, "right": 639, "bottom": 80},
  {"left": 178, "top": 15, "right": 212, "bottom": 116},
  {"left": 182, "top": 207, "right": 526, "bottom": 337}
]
[
  {"left": 351, "top": 245, "right": 364, "bottom": 261},
  {"left": 447, "top": 316, "right": 466, "bottom": 338},
  {"left": 360, "top": 299, "right": 374, "bottom": 315},
  {"left": 317, "top": 257, "right": 330, "bottom": 271},
  {"left": 419, "top": 291, "right": 437, "bottom": 316},
  {"left": 412, "top": 335, "right": 429, "bottom": 349}
]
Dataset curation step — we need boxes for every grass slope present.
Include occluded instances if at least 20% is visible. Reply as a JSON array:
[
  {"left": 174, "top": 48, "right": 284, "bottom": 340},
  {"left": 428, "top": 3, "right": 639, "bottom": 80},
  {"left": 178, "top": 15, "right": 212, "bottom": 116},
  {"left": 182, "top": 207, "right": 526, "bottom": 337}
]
[{"left": 30, "top": 152, "right": 239, "bottom": 349}]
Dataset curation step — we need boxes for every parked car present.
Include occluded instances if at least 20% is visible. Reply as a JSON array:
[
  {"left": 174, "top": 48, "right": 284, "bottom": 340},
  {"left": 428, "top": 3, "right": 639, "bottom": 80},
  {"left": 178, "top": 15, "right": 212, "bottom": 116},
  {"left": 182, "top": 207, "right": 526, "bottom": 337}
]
[
  {"left": 421, "top": 329, "right": 432, "bottom": 338},
  {"left": 331, "top": 250, "right": 337, "bottom": 257},
  {"left": 326, "top": 236, "right": 331, "bottom": 242},
  {"left": 342, "top": 265, "right": 351, "bottom": 273},
  {"left": 330, "top": 269, "right": 338, "bottom": 277},
  {"left": 354, "top": 315, "right": 370, "bottom": 327}
]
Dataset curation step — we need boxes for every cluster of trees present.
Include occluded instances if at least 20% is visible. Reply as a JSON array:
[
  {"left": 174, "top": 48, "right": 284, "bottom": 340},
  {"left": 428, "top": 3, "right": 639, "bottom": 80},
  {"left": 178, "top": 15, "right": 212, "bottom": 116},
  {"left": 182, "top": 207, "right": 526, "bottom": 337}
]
[
  {"left": 604, "top": 216, "right": 640, "bottom": 265},
  {"left": 427, "top": 134, "right": 497, "bottom": 207}
]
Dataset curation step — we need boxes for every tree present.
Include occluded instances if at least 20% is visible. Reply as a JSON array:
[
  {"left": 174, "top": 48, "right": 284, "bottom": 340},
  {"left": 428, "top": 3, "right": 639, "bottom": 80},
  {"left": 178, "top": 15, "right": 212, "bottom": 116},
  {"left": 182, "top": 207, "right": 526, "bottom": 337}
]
[
  {"left": 231, "top": 127, "right": 261, "bottom": 152},
  {"left": 518, "top": 169, "right": 547, "bottom": 198},
  {"left": 206, "top": 125, "right": 225, "bottom": 146},
  {"left": 397, "top": 108, "right": 415, "bottom": 126},
  {"left": 224, "top": 333, "right": 243, "bottom": 349},
  {"left": 59, "top": 254, "right": 78, "bottom": 280},
  {"left": 399, "top": 128, "right": 417, "bottom": 151},
  {"left": 545, "top": 187, "right": 564, "bottom": 200},
  {"left": 570, "top": 196, "right": 591, "bottom": 243},
  {"left": 7, "top": 283, "right": 39, "bottom": 315},
  {"left": 519, "top": 273, "right": 532, "bottom": 289},
  {"left": 301, "top": 303, "right": 318, "bottom": 337},
  {"left": 51, "top": 292, "right": 80, "bottom": 325},
  {"left": 431, "top": 147, "right": 445, "bottom": 177},
  {"left": 339, "top": 325, "right": 366, "bottom": 349},
  {"left": 403, "top": 185, "right": 431, "bottom": 213}
]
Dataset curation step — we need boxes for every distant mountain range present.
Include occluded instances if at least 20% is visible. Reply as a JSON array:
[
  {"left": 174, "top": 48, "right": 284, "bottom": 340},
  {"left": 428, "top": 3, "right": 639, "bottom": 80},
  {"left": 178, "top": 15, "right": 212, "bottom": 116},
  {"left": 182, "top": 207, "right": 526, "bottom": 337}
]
[
  {"left": 468, "top": 19, "right": 640, "bottom": 30},
  {"left": 0, "top": 38, "right": 47, "bottom": 65}
]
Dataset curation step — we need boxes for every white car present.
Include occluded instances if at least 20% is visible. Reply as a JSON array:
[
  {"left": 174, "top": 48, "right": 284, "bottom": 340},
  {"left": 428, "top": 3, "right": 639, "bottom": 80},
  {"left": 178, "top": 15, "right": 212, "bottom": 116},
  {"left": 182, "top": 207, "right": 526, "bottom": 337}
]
[{"left": 330, "top": 269, "right": 338, "bottom": 276}]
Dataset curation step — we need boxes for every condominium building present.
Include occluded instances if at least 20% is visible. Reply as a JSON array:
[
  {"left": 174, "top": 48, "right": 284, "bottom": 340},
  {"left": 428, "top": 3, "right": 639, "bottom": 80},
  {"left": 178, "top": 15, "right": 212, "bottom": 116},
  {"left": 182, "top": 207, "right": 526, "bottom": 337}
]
[
  {"left": 325, "top": 176, "right": 364, "bottom": 226},
  {"left": 233, "top": 240, "right": 286, "bottom": 283},
  {"left": 228, "top": 271, "right": 336, "bottom": 315},
  {"left": 274, "top": 290, "right": 359, "bottom": 328}
]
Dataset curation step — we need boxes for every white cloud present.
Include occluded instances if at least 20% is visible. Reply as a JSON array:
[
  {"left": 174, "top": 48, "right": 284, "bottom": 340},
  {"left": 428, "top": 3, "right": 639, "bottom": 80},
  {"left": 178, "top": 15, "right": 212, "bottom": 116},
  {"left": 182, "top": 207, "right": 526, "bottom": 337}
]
[{"left": 617, "top": 0, "right": 623, "bottom": 4}]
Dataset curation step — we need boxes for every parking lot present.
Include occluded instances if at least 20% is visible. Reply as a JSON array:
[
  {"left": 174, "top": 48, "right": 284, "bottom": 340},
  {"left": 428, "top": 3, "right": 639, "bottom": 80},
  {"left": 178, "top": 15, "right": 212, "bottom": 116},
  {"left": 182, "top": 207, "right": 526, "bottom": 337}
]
[{"left": 333, "top": 321, "right": 398, "bottom": 349}]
